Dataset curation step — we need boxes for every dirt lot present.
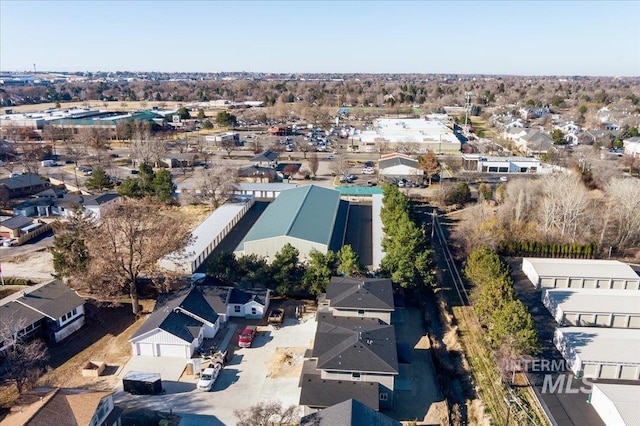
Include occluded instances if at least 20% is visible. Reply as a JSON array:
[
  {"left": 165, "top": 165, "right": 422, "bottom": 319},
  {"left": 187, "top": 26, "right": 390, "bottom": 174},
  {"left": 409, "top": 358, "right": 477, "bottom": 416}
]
[{"left": 1, "top": 249, "right": 55, "bottom": 281}]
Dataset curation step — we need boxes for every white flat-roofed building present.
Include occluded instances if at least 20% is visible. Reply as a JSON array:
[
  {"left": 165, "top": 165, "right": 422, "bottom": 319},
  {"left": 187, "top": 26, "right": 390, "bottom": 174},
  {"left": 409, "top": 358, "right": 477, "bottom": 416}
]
[
  {"left": 522, "top": 258, "right": 640, "bottom": 290},
  {"left": 355, "top": 118, "right": 461, "bottom": 154},
  {"left": 461, "top": 154, "right": 543, "bottom": 174},
  {"left": 159, "top": 195, "right": 254, "bottom": 274},
  {"left": 589, "top": 383, "right": 640, "bottom": 426},
  {"left": 232, "top": 183, "right": 297, "bottom": 199},
  {"left": 553, "top": 327, "right": 640, "bottom": 380},
  {"left": 543, "top": 289, "right": 640, "bottom": 328}
]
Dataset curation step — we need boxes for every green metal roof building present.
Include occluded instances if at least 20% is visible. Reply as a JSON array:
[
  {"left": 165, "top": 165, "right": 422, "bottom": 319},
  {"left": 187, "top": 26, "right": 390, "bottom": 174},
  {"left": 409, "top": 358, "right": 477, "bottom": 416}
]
[{"left": 235, "top": 185, "right": 349, "bottom": 261}]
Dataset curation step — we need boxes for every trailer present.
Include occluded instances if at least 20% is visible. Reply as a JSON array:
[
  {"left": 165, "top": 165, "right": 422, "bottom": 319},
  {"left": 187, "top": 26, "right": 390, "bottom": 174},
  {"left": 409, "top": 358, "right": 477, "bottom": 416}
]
[{"left": 122, "top": 371, "right": 163, "bottom": 395}]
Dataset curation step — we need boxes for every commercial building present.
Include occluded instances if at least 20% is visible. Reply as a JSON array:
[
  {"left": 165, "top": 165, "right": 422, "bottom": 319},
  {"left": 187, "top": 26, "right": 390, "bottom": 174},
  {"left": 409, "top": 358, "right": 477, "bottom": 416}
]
[
  {"left": 235, "top": 185, "right": 349, "bottom": 261},
  {"left": 354, "top": 118, "right": 461, "bottom": 153},
  {"left": 553, "top": 327, "right": 640, "bottom": 380},
  {"left": 378, "top": 153, "right": 424, "bottom": 179},
  {"left": 522, "top": 258, "right": 640, "bottom": 290},
  {"left": 232, "top": 183, "right": 297, "bottom": 199},
  {"left": 542, "top": 289, "right": 640, "bottom": 328},
  {"left": 461, "top": 154, "right": 542, "bottom": 174},
  {"left": 159, "top": 195, "right": 254, "bottom": 274}
]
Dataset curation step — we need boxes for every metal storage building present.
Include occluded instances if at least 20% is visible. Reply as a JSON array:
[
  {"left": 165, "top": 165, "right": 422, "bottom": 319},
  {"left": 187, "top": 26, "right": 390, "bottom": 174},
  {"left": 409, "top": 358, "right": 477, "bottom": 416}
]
[
  {"left": 589, "top": 383, "right": 640, "bottom": 426},
  {"left": 159, "top": 195, "right": 254, "bottom": 274},
  {"left": 553, "top": 327, "right": 640, "bottom": 380},
  {"left": 522, "top": 258, "right": 640, "bottom": 290},
  {"left": 232, "top": 183, "right": 297, "bottom": 199},
  {"left": 543, "top": 289, "right": 640, "bottom": 328},
  {"left": 235, "top": 185, "right": 348, "bottom": 261}
]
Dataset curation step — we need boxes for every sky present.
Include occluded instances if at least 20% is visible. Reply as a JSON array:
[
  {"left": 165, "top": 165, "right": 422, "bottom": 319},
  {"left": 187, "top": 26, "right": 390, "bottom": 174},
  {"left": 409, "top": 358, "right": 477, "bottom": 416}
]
[{"left": 1, "top": 1, "right": 639, "bottom": 76}]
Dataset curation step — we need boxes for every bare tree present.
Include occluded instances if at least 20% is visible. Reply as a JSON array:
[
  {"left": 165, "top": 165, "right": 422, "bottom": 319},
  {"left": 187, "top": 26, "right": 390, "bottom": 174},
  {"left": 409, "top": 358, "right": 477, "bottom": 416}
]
[
  {"left": 130, "top": 121, "right": 167, "bottom": 167},
  {"left": 65, "top": 137, "right": 88, "bottom": 189},
  {"left": 418, "top": 151, "right": 441, "bottom": 185},
  {"left": 219, "top": 140, "right": 236, "bottom": 159},
  {"left": 234, "top": 401, "right": 298, "bottom": 426},
  {"left": 86, "top": 200, "right": 192, "bottom": 314},
  {"left": 0, "top": 315, "right": 49, "bottom": 394},
  {"left": 200, "top": 163, "right": 239, "bottom": 207},
  {"left": 307, "top": 152, "right": 319, "bottom": 177},
  {"left": 603, "top": 178, "right": 640, "bottom": 250},
  {"left": 329, "top": 154, "right": 350, "bottom": 178}
]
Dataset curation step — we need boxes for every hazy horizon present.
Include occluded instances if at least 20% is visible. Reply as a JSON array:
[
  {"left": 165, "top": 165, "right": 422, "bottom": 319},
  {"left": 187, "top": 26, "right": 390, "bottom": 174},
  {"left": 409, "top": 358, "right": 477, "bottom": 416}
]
[{"left": 2, "top": 1, "right": 639, "bottom": 77}]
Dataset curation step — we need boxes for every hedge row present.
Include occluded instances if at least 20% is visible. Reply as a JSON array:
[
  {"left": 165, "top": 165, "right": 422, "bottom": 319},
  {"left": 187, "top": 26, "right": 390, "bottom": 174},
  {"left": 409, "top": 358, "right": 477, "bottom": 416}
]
[{"left": 500, "top": 240, "right": 598, "bottom": 258}]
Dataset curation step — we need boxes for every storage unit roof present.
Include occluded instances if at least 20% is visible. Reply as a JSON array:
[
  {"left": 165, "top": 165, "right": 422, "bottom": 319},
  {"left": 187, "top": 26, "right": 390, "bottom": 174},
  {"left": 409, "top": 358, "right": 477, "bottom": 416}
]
[
  {"left": 524, "top": 258, "right": 639, "bottom": 280},
  {"left": 545, "top": 289, "right": 640, "bottom": 315},
  {"left": 556, "top": 327, "right": 640, "bottom": 364}
]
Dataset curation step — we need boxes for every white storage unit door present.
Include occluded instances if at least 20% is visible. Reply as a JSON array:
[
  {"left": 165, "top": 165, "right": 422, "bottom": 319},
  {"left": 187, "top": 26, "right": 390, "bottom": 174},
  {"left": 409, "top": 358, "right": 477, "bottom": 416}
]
[
  {"left": 612, "top": 280, "right": 625, "bottom": 289},
  {"left": 619, "top": 366, "right": 638, "bottom": 380},
  {"left": 583, "top": 364, "right": 599, "bottom": 378},
  {"left": 564, "top": 314, "right": 578, "bottom": 326},
  {"left": 595, "top": 314, "right": 611, "bottom": 327},
  {"left": 582, "top": 279, "right": 596, "bottom": 289},
  {"left": 540, "top": 278, "right": 556, "bottom": 288},
  {"left": 597, "top": 279, "right": 611, "bottom": 289},
  {"left": 569, "top": 278, "right": 583, "bottom": 288},
  {"left": 137, "top": 343, "right": 154, "bottom": 356},
  {"left": 599, "top": 365, "right": 619, "bottom": 379},
  {"left": 157, "top": 344, "right": 187, "bottom": 358},
  {"left": 580, "top": 315, "right": 596, "bottom": 326},
  {"left": 629, "top": 316, "right": 640, "bottom": 329},
  {"left": 611, "top": 315, "right": 629, "bottom": 328}
]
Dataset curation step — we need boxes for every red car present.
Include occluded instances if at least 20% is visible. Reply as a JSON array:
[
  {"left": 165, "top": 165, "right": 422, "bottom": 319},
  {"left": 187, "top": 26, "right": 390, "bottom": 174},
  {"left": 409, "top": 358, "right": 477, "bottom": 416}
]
[{"left": 238, "top": 326, "right": 257, "bottom": 348}]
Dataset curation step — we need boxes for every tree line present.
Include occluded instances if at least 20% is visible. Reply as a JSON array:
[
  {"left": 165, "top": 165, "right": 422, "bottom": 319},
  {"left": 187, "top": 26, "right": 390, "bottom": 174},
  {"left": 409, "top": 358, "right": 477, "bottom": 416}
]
[{"left": 464, "top": 246, "right": 539, "bottom": 358}]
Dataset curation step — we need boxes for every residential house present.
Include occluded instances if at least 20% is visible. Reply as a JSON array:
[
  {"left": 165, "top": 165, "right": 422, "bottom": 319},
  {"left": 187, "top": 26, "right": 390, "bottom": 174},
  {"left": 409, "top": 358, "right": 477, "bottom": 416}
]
[
  {"left": 319, "top": 277, "right": 395, "bottom": 324},
  {"left": 519, "top": 106, "right": 551, "bottom": 120},
  {"left": 515, "top": 129, "right": 555, "bottom": 156},
  {"left": 226, "top": 287, "right": 270, "bottom": 319},
  {"left": 51, "top": 193, "right": 119, "bottom": 219},
  {"left": 1, "top": 387, "right": 121, "bottom": 426},
  {"left": 0, "top": 215, "right": 36, "bottom": 239},
  {"left": 129, "top": 286, "right": 222, "bottom": 359},
  {"left": 162, "top": 153, "right": 198, "bottom": 169},
  {"left": 623, "top": 136, "right": 640, "bottom": 158},
  {"left": 300, "top": 398, "right": 401, "bottom": 426},
  {"left": 503, "top": 127, "right": 528, "bottom": 141},
  {"left": 378, "top": 153, "right": 424, "bottom": 180},
  {"left": 0, "top": 280, "right": 85, "bottom": 352},
  {"left": 251, "top": 150, "right": 279, "bottom": 167},
  {"left": 0, "top": 173, "right": 50, "bottom": 198},
  {"left": 299, "top": 313, "right": 399, "bottom": 414}
]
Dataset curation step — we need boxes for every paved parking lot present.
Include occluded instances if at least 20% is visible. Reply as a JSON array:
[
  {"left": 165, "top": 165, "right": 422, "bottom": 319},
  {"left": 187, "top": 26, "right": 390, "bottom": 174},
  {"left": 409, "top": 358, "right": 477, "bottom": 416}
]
[{"left": 113, "top": 315, "right": 317, "bottom": 425}]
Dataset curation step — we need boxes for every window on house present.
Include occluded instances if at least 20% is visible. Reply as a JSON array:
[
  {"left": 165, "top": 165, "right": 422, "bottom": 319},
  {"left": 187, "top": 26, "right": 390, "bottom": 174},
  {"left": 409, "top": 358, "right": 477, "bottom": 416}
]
[
  {"left": 357, "top": 309, "right": 365, "bottom": 316},
  {"left": 251, "top": 307, "right": 257, "bottom": 315},
  {"left": 234, "top": 306, "right": 241, "bottom": 312},
  {"left": 352, "top": 372, "right": 361, "bottom": 381},
  {"left": 380, "top": 393, "right": 388, "bottom": 401},
  {"left": 72, "top": 308, "right": 77, "bottom": 315}
]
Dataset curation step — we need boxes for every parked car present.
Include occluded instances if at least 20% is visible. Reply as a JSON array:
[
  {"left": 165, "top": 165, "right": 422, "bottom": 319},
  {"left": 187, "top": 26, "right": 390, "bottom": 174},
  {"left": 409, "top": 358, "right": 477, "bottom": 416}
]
[
  {"left": 362, "top": 167, "right": 375, "bottom": 174},
  {"left": 500, "top": 176, "right": 508, "bottom": 182},
  {"left": 238, "top": 325, "right": 257, "bottom": 348},
  {"left": 197, "top": 363, "right": 222, "bottom": 391}
]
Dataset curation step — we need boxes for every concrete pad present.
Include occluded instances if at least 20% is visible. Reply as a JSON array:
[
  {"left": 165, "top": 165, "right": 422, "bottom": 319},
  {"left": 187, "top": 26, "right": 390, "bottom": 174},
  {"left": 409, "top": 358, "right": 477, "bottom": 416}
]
[{"left": 119, "top": 356, "right": 188, "bottom": 382}]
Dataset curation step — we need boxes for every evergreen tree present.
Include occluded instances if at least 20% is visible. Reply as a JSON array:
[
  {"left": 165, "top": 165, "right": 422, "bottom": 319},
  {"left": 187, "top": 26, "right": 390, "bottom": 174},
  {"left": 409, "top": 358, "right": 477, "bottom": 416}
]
[{"left": 85, "top": 167, "right": 114, "bottom": 192}]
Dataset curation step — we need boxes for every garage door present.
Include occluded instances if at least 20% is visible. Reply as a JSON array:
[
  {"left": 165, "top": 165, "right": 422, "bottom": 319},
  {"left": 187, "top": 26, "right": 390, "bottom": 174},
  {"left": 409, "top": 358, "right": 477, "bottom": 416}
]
[
  {"left": 612, "top": 280, "right": 625, "bottom": 290},
  {"left": 595, "top": 314, "right": 611, "bottom": 326},
  {"left": 611, "top": 315, "right": 628, "bottom": 328},
  {"left": 540, "top": 278, "right": 556, "bottom": 288},
  {"left": 629, "top": 316, "right": 640, "bottom": 329},
  {"left": 157, "top": 344, "right": 187, "bottom": 358},
  {"left": 597, "top": 279, "right": 611, "bottom": 289},
  {"left": 583, "top": 279, "right": 596, "bottom": 289},
  {"left": 583, "top": 364, "right": 599, "bottom": 378},
  {"left": 580, "top": 315, "right": 596, "bottom": 326},
  {"left": 599, "top": 365, "right": 619, "bottom": 379},
  {"left": 564, "top": 314, "right": 578, "bottom": 326},
  {"left": 626, "top": 280, "right": 639, "bottom": 290},
  {"left": 137, "top": 343, "right": 154, "bottom": 356},
  {"left": 619, "top": 366, "right": 638, "bottom": 380},
  {"left": 569, "top": 278, "right": 583, "bottom": 288}
]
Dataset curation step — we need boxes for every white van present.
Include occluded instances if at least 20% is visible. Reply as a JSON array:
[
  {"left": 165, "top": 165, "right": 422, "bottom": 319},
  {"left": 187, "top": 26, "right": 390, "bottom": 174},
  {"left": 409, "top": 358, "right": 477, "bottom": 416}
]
[{"left": 41, "top": 160, "right": 57, "bottom": 167}]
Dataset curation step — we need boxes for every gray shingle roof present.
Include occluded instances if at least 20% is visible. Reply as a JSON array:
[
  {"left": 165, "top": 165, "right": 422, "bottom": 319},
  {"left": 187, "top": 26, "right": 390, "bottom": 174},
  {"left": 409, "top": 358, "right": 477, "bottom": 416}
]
[
  {"left": 299, "top": 374, "right": 380, "bottom": 411},
  {"left": 237, "top": 185, "right": 342, "bottom": 250},
  {"left": 129, "top": 286, "right": 221, "bottom": 343},
  {"left": 301, "top": 398, "right": 400, "bottom": 426},
  {"left": 0, "top": 215, "right": 34, "bottom": 229},
  {"left": 0, "top": 174, "right": 49, "bottom": 190},
  {"left": 0, "top": 300, "right": 45, "bottom": 328},
  {"left": 378, "top": 156, "right": 419, "bottom": 170},
  {"left": 312, "top": 314, "right": 399, "bottom": 374},
  {"left": 251, "top": 150, "right": 279, "bottom": 162},
  {"left": 326, "top": 278, "right": 394, "bottom": 311},
  {"left": 227, "top": 287, "right": 267, "bottom": 305},
  {"left": 15, "top": 280, "right": 84, "bottom": 320}
]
